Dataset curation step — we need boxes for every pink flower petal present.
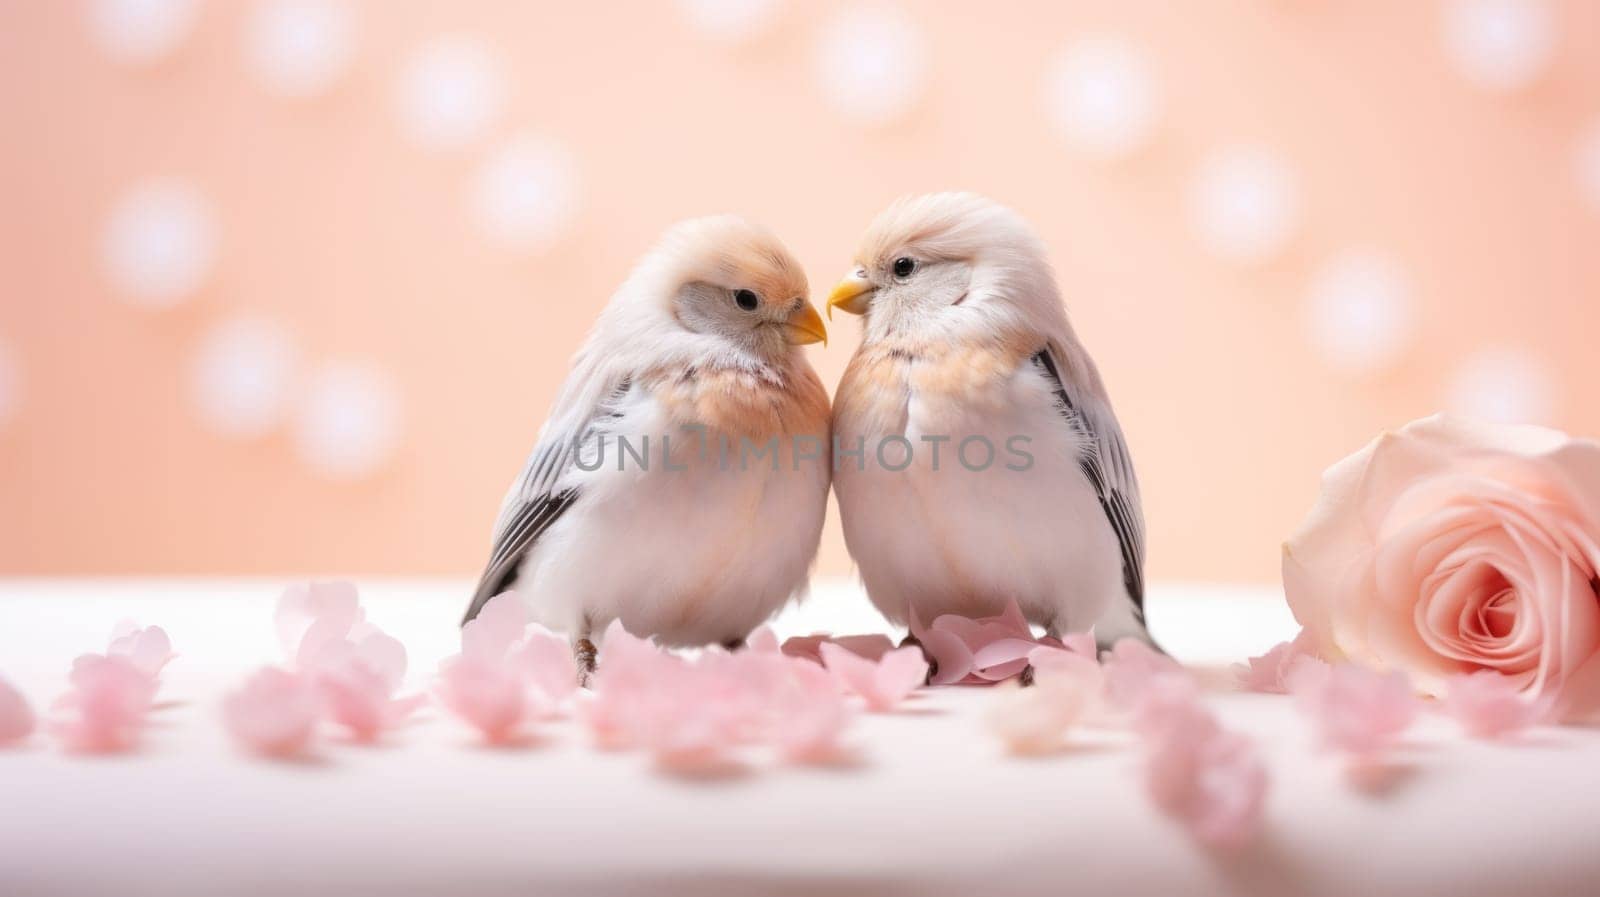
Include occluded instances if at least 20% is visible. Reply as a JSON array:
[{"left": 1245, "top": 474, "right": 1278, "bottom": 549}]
[
  {"left": 769, "top": 658, "right": 850, "bottom": 762},
  {"left": 1185, "top": 731, "right": 1269, "bottom": 849},
  {"left": 970, "top": 638, "right": 1042, "bottom": 674},
  {"left": 1235, "top": 631, "right": 1318, "bottom": 694},
  {"left": 780, "top": 633, "right": 895, "bottom": 665},
  {"left": 0, "top": 676, "right": 36, "bottom": 745},
  {"left": 1059, "top": 629, "right": 1097, "bottom": 658},
  {"left": 275, "top": 581, "right": 363, "bottom": 661},
  {"left": 517, "top": 625, "right": 577, "bottom": 714},
  {"left": 1136, "top": 679, "right": 1268, "bottom": 849},
  {"left": 919, "top": 627, "right": 975, "bottom": 686},
  {"left": 222, "top": 667, "right": 320, "bottom": 757},
  {"left": 349, "top": 625, "right": 408, "bottom": 693},
  {"left": 107, "top": 623, "right": 175, "bottom": 679},
  {"left": 821, "top": 643, "right": 927, "bottom": 711},
  {"left": 985, "top": 655, "right": 1101, "bottom": 755},
  {"left": 745, "top": 626, "right": 779, "bottom": 654},
  {"left": 1442, "top": 670, "right": 1547, "bottom": 738},
  {"left": 461, "top": 592, "right": 528, "bottom": 661},
  {"left": 51, "top": 654, "right": 157, "bottom": 753},
  {"left": 435, "top": 655, "right": 529, "bottom": 744},
  {"left": 1104, "top": 638, "right": 1187, "bottom": 707},
  {"left": 1291, "top": 662, "right": 1420, "bottom": 756}
]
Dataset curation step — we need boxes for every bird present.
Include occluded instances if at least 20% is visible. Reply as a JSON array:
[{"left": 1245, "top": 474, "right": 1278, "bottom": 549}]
[
  {"left": 826, "top": 192, "right": 1153, "bottom": 653},
  {"left": 462, "top": 215, "right": 833, "bottom": 680}
]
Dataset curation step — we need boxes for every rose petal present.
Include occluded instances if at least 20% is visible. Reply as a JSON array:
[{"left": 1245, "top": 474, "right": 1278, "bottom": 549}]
[
  {"left": 820, "top": 643, "right": 926, "bottom": 711},
  {"left": 1291, "top": 663, "right": 1419, "bottom": 756},
  {"left": 1442, "top": 670, "right": 1547, "bottom": 738},
  {"left": 435, "top": 655, "right": 529, "bottom": 744},
  {"left": 0, "top": 676, "right": 36, "bottom": 745},
  {"left": 462, "top": 592, "right": 528, "bottom": 661},
  {"left": 107, "top": 624, "right": 175, "bottom": 679},
  {"left": 222, "top": 667, "right": 321, "bottom": 757}
]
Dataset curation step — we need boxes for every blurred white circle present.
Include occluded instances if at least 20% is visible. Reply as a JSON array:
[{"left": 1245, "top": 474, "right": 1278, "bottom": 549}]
[
  {"left": 677, "top": 0, "right": 782, "bottom": 43},
  {"left": 293, "top": 361, "right": 402, "bottom": 480},
  {"left": 102, "top": 178, "right": 216, "bottom": 309},
  {"left": 472, "top": 134, "right": 581, "bottom": 253},
  {"left": 1304, "top": 250, "right": 1414, "bottom": 376},
  {"left": 1578, "top": 122, "right": 1600, "bottom": 214},
  {"left": 0, "top": 338, "right": 17, "bottom": 429},
  {"left": 1044, "top": 37, "right": 1159, "bottom": 161},
  {"left": 395, "top": 36, "right": 505, "bottom": 151},
  {"left": 88, "top": 0, "right": 199, "bottom": 64},
  {"left": 1447, "top": 347, "right": 1557, "bottom": 425},
  {"left": 1443, "top": 0, "right": 1553, "bottom": 92},
  {"left": 190, "top": 314, "right": 299, "bottom": 439},
  {"left": 813, "top": 7, "right": 928, "bottom": 128},
  {"left": 245, "top": 0, "right": 356, "bottom": 98},
  {"left": 1189, "top": 145, "right": 1299, "bottom": 265}
]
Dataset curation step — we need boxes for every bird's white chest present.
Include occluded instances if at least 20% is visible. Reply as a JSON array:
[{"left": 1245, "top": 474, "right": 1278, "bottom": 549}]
[{"left": 834, "top": 359, "right": 1119, "bottom": 629}]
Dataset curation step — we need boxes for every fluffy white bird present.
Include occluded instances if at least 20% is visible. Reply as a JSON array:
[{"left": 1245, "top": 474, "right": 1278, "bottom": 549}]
[
  {"left": 463, "top": 216, "right": 832, "bottom": 676},
  {"left": 827, "top": 193, "right": 1152, "bottom": 651}
]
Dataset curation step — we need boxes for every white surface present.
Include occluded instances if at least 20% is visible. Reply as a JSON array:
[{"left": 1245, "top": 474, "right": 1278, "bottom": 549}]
[{"left": 1, "top": 578, "right": 1595, "bottom": 897}]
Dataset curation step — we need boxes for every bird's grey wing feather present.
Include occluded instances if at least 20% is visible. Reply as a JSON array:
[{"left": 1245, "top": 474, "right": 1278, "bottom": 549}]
[
  {"left": 461, "top": 376, "right": 633, "bottom": 625},
  {"left": 1032, "top": 346, "right": 1147, "bottom": 615}
]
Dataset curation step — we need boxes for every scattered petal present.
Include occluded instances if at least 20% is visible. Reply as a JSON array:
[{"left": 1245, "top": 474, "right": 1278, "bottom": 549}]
[
  {"left": 1442, "top": 670, "right": 1547, "bottom": 738},
  {"left": 461, "top": 592, "right": 528, "bottom": 661},
  {"left": 516, "top": 625, "right": 578, "bottom": 715},
  {"left": 1103, "top": 637, "right": 1186, "bottom": 707},
  {"left": 745, "top": 626, "right": 779, "bottom": 654},
  {"left": 107, "top": 622, "right": 175, "bottom": 679},
  {"left": 51, "top": 654, "right": 158, "bottom": 752},
  {"left": 1291, "top": 663, "right": 1420, "bottom": 757},
  {"left": 435, "top": 654, "right": 529, "bottom": 744},
  {"left": 222, "top": 667, "right": 321, "bottom": 757},
  {"left": 780, "top": 633, "right": 894, "bottom": 664},
  {"left": 275, "top": 580, "right": 363, "bottom": 663},
  {"left": 0, "top": 676, "right": 36, "bottom": 745},
  {"left": 820, "top": 643, "right": 926, "bottom": 712},
  {"left": 769, "top": 658, "right": 850, "bottom": 763},
  {"left": 1234, "top": 631, "right": 1323, "bottom": 694}
]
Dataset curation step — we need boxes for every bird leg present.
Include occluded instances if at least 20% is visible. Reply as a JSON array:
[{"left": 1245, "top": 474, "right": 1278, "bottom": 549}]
[{"left": 573, "top": 637, "right": 598, "bottom": 689}]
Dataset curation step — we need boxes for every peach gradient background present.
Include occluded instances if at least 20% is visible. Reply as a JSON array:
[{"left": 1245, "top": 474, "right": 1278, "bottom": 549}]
[{"left": 1, "top": 1, "right": 1598, "bottom": 583}]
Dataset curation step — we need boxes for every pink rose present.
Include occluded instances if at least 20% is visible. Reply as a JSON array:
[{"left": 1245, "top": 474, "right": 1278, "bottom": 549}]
[{"left": 1283, "top": 415, "right": 1600, "bottom": 722}]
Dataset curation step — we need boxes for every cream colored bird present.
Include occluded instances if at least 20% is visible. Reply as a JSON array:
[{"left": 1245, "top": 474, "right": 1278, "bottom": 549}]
[
  {"left": 463, "top": 216, "right": 832, "bottom": 677},
  {"left": 827, "top": 193, "right": 1152, "bottom": 651}
]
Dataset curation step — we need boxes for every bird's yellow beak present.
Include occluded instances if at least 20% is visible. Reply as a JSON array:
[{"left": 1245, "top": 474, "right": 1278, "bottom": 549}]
[
  {"left": 826, "top": 270, "right": 875, "bottom": 319},
  {"left": 783, "top": 301, "right": 828, "bottom": 346}
]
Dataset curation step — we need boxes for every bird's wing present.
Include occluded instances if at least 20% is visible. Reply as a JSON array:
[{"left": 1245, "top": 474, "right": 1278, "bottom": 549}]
[
  {"left": 461, "top": 375, "right": 634, "bottom": 625},
  {"left": 1032, "top": 344, "right": 1146, "bottom": 612}
]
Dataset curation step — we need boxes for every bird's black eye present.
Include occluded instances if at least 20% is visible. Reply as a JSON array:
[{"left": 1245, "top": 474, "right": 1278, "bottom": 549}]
[
  {"left": 892, "top": 257, "right": 916, "bottom": 279},
  {"left": 733, "top": 289, "right": 760, "bottom": 311}
]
